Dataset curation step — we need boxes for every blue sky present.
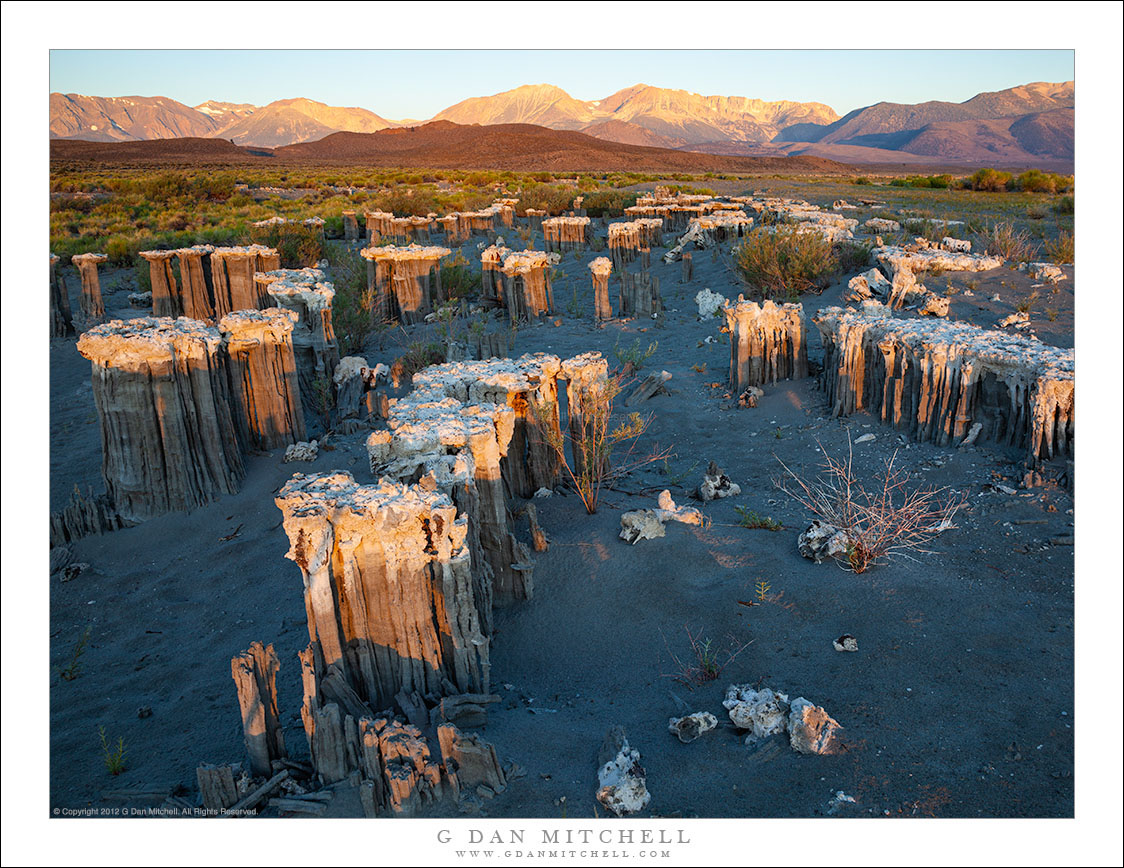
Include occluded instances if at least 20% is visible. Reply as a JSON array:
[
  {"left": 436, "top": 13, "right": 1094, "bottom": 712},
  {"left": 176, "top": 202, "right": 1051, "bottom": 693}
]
[{"left": 49, "top": 49, "right": 1073, "bottom": 120}]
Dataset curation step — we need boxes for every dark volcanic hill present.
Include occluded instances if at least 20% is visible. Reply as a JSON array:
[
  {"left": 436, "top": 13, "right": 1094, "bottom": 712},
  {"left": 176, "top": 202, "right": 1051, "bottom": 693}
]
[
  {"left": 49, "top": 137, "right": 265, "bottom": 163},
  {"left": 271, "top": 121, "right": 851, "bottom": 172}
]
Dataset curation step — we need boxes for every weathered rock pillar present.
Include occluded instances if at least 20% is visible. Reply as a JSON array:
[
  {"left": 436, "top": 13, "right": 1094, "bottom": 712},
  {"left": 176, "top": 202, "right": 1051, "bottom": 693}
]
[
  {"left": 231, "top": 641, "right": 287, "bottom": 778},
  {"left": 139, "top": 250, "right": 181, "bottom": 317},
  {"left": 218, "top": 308, "right": 307, "bottom": 450},
  {"left": 259, "top": 268, "right": 341, "bottom": 416},
  {"left": 175, "top": 245, "right": 216, "bottom": 320},
  {"left": 620, "top": 271, "right": 661, "bottom": 319},
  {"left": 560, "top": 352, "right": 610, "bottom": 480},
  {"left": 50, "top": 254, "right": 75, "bottom": 337},
  {"left": 76, "top": 317, "right": 245, "bottom": 521},
  {"left": 365, "top": 210, "right": 394, "bottom": 244},
  {"left": 276, "top": 471, "right": 490, "bottom": 711},
  {"left": 813, "top": 305, "right": 1074, "bottom": 473},
  {"left": 542, "top": 216, "right": 591, "bottom": 253},
  {"left": 589, "top": 257, "right": 613, "bottom": 321},
  {"left": 480, "top": 244, "right": 510, "bottom": 308},
  {"left": 500, "top": 251, "right": 554, "bottom": 322},
  {"left": 723, "top": 297, "right": 809, "bottom": 390},
  {"left": 211, "top": 246, "right": 278, "bottom": 317},
  {"left": 343, "top": 210, "right": 359, "bottom": 242},
  {"left": 368, "top": 388, "right": 531, "bottom": 609},
  {"left": 359, "top": 244, "right": 451, "bottom": 325},
  {"left": 71, "top": 253, "right": 107, "bottom": 320},
  {"left": 411, "top": 354, "right": 565, "bottom": 499}
]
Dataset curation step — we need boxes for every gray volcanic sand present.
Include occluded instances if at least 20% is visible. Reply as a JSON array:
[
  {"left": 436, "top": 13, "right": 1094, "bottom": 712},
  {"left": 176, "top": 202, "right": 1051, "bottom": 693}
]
[{"left": 49, "top": 220, "right": 1074, "bottom": 819}]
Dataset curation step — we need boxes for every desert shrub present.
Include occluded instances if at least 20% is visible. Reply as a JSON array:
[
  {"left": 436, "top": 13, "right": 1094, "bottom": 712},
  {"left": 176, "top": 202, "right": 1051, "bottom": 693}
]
[
  {"left": 612, "top": 337, "right": 658, "bottom": 373},
  {"left": 733, "top": 226, "right": 836, "bottom": 300},
  {"left": 776, "top": 441, "right": 967, "bottom": 573},
  {"left": 99, "top": 726, "right": 127, "bottom": 776},
  {"left": 968, "top": 168, "right": 1014, "bottom": 192},
  {"left": 440, "top": 251, "right": 481, "bottom": 301},
  {"left": 517, "top": 183, "right": 576, "bottom": 215},
  {"left": 663, "top": 627, "right": 752, "bottom": 688},
  {"left": 1025, "top": 203, "right": 1049, "bottom": 220},
  {"left": 323, "top": 244, "right": 374, "bottom": 355},
  {"left": 1014, "top": 170, "right": 1072, "bottom": 195},
  {"left": 528, "top": 373, "right": 667, "bottom": 514},
  {"left": 249, "top": 223, "right": 323, "bottom": 268},
  {"left": 834, "top": 240, "right": 873, "bottom": 273},
  {"left": 581, "top": 189, "right": 639, "bottom": 218},
  {"left": 981, "top": 222, "right": 1040, "bottom": 261},
  {"left": 851, "top": 176, "right": 871, "bottom": 185},
  {"left": 393, "top": 340, "right": 445, "bottom": 381},
  {"left": 1043, "top": 230, "right": 1075, "bottom": 264},
  {"left": 1053, "top": 195, "right": 1074, "bottom": 215}
]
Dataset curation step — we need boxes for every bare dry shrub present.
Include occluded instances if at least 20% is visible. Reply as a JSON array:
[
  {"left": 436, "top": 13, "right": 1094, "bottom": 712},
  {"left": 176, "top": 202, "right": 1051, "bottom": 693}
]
[
  {"left": 529, "top": 374, "right": 669, "bottom": 514},
  {"left": 981, "top": 222, "right": 1039, "bottom": 262},
  {"left": 775, "top": 440, "right": 967, "bottom": 573}
]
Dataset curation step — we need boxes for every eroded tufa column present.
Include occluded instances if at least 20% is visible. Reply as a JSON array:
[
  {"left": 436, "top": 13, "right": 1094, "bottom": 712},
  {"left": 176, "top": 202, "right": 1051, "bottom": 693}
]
[
  {"left": 723, "top": 297, "right": 809, "bottom": 390},
  {"left": 139, "top": 250, "right": 181, "bottom": 317},
  {"left": 76, "top": 317, "right": 245, "bottom": 521},
  {"left": 588, "top": 257, "right": 613, "bottom": 321},
  {"left": 276, "top": 471, "right": 490, "bottom": 711},
  {"left": 218, "top": 308, "right": 307, "bottom": 450},
  {"left": 71, "top": 252, "right": 107, "bottom": 320},
  {"left": 50, "top": 254, "right": 75, "bottom": 337},
  {"left": 500, "top": 251, "right": 554, "bottom": 322},
  {"left": 359, "top": 244, "right": 450, "bottom": 325},
  {"left": 174, "top": 245, "right": 216, "bottom": 320},
  {"left": 211, "top": 245, "right": 278, "bottom": 317},
  {"left": 542, "top": 216, "right": 590, "bottom": 253},
  {"left": 259, "top": 268, "right": 340, "bottom": 414}
]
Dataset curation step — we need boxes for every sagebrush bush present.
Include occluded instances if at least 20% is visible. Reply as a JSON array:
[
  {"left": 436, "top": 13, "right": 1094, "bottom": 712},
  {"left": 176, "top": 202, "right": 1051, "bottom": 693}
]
[
  {"left": 322, "top": 244, "right": 374, "bottom": 355},
  {"left": 440, "top": 252, "right": 481, "bottom": 301},
  {"left": 732, "top": 226, "right": 836, "bottom": 300},
  {"left": 1043, "top": 230, "right": 1074, "bottom": 264},
  {"left": 981, "top": 222, "right": 1040, "bottom": 262},
  {"left": 969, "top": 168, "right": 1014, "bottom": 192}
]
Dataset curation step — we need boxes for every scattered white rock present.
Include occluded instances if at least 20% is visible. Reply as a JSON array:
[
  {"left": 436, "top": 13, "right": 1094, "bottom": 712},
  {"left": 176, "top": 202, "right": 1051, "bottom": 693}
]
[
  {"left": 596, "top": 730, "right": 651, "bottom": 816},
  {"left": 655, "top": 490, "right": 704, "bottom": 526},
  {"left": 668, "top": 712, "right": 718, "bottom": 744},
  {"left": 997, "top": 311, "right": 1031, "bottom": 330},
  {"left": 854, "top": 433, "right": 876, "bottom": 444},
  {"left": 128, "top": 291, "right": 153, "bottom": 308},
  {"left": 1019, "top": 261, "right": 1066, "bottom": 283},
  {"left": 942, "top": 236, "right": 971, "bottom": 253},
  {"left": 723, "top": 685, "right": 790, "bottom": 742},
  {"left": 698, "top": 461, "right": 741, "bottom": 501},
  {"left": 827, "top": 791, "right": 857, "bottom": 814},
  {"left": 619, "top": 509, "right": 665, "bottom": 544},
  {"left": 833, "top": 634, "right": 859, "bottom": 652},
  {"left": 533, "top": 487, "right": 553, "bottom": 499},
  {"left": 695, "top": 288, "right": 727, "bottom": 318},
  {"left": 788, "top": 698, "right": 844, "bottom": 755},
  {"left": 864, "top": 217, "right": 900, "bottom": 233},
  {"left": 283, "top": 440, "right": 318, "bottom": 463},
  {"left": 797, "top": 520, "right": 851, "bottom": 564},
  {"left": 738, "top": 385, "right": 764, "bottom": 408},
  {"left": 846, "top": 267, "right": 892, "bottom": 302}
]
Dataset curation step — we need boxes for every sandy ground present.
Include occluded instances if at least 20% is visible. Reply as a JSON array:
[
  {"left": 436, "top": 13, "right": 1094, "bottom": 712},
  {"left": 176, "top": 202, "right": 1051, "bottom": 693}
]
[{"left": 49, "top": 216, "right": 1074, "bottom": 819}]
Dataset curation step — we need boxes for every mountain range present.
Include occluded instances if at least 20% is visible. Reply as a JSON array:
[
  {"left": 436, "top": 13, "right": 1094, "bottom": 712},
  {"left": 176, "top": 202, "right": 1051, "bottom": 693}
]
[{"left": 50, "top": 79, "right": 1074, "bottom": 166}]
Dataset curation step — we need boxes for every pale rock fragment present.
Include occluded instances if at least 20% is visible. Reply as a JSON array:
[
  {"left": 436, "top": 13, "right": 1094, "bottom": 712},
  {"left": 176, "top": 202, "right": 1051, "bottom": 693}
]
[
  {"left": 788, "top": 698, "right": 844, "bottom": 755},
  {"left": 698, "top": 461, "right": 741, "bottom": 501},
  {"left": 596, "top": 727, "right": 651, "bottom": 816},
  {"left": 723, "top": 685, "right": 790, "bottom": 742},
  {"left": 695, "top": 288, "right": 727, "bottom": 319},
  {"left": 833, "top": 634, "right": 859, "bottom": 652},
  {"left": 619, "top": 509, "right": 666, "bottom": 544},
  {"left": 284, "top": 440, "right": 318, "bottom": 463},
  {"left": 797, "top": 520, "right": 851, "bottom": 564},
  {"left": 668, "top": 712, "right": 718, "bottom": 744}
]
